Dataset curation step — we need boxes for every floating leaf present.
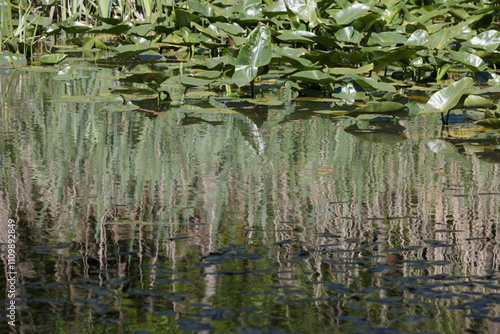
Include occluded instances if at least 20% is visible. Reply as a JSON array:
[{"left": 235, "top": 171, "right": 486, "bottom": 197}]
[
  {"left": 88, "top": 22, "right": 133, "bottom": 34},
  {"left": 120, "top": 72, "right": 168, "bottom": 85},
  {"left": 71, "top": 37, "right": 107, "bottom": 50},
  {"left": 114, "top": 44, "right": 157, "bottom": 58},
  {"left": 180, "top": 75, "right": 214, "bottom": 87},
  {"left": 352, "top": 74, "right": 396, "bottom": 92},
  {"left": 37, "top": 53, "right": 67, "bottom": 64},
  {"left": 355, "top": 101, "right": 406, "bottom": 114},
  {"left": 329, "top": 63, "right": 373, "bottom": 75},
  {"left": 475, "top": 118, "right": 500, "bottom": 129},
  {"left": 233, "top": 25, "right": 272, "bottom": 87},
  {"left": 290, "top": 70, "right": 335, "bottom": 84},
  {"left": 463, "top": 95, "right": 495, "bottom": 109},
  {"left": 332, "top": 83, "right": 365, "bottom": 102},
  {"left": 59, "top": 20, "right": 93, "bottom": 34},
  {"left": 136, "top": 51, "right": 165, "bottom": 63},
  {"left": 424, "top": 78, "right": 473, "bottom": 113},
  {"left": 0, "top": 51, "right": 27, "bottom": 66}
]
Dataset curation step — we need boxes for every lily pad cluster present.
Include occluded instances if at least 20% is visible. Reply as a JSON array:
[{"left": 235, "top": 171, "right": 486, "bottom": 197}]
[{"left": 4, "top": 0, "right": 500, "bottom": 129}]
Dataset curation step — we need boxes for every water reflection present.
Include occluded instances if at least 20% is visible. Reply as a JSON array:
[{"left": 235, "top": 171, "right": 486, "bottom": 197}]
[{"left": 1, "top": 67, "right": 500, "bottom": 333}]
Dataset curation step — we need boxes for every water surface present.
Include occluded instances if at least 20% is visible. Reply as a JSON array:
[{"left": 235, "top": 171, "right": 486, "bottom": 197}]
[{"left": 1, "top": 65, "right": 500, "bottom": 333}]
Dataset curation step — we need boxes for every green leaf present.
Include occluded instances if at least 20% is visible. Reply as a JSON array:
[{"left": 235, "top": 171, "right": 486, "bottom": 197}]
[
  {"left": 462, "top": 30, "right": 500, "bottom": 52},
  {"left": 429, "top": 28, "right": 452, "bottom": 50},
  {"left": 328, "top": 63, "right": 373, "bottom": 75},
  {"left": 406, "top": 30, "right": 430, "bottom": 47},
  {"left": 119, "top": 72, "right": 169, "bottom": 85},
  {"left": 368, "top": 32, "right": 407, "bottom": 47},
  {"left": 71, "top": 37, "right": 107, "bottom": 50},
  {"left": 335, "top": 27, "right": 363, "bottom": 44},
  {"left": 180, "top": 75, "right": 214, "bottom": 87},
  {"left": 114, "top": 44, "right": 157, "bottom": 58},
  {"left": 332, "top": 83, "right": 366, "bottom": 102},
  {"left": 475, "top": 118, "right": 500, "bottom": 129},
  {"left": 37, "top": 53, "right": 67, "bottom": 64},
  {"left": 371, "top": 47, "right": 417, "bottom": 72},
  {"left": 212, "top": 22, "right": 245, "bottom": 36},
  {"left": 424, "top": 77, "right": 473, "bottom": 113},
  {"left": 281, "top": 55, "right": 320, "bottom": 70},
  {"left": 233, "top": 26, "right": 272, "bottom": 87},
  {"left": 351, "top": 74, "right": 396, "bottom": 92},
  {"left": 88, "top": 22, "right": 133, "bottom": 34},
  {"left": 355, "top": 101, "right": 406, "bottom": 114},
  {"left": 59, "top": 20, "right": 93, "bottom": 34},
  {"left": 463, "top": 95, "right": 496, "bottom": 109},
  {"left": 449, "top": 51, "right": 487, "bottom": 72},
  {"left": 0, "top": 51, "right": 27, "bottom": 66},
  {"left": 277, "top": 30, "right": 317, "bottom": 44},
  {"left": 331, "top": 3, "right": 370, "bottom": 25},
  {"left": 290, "top": 70, "right": 336, "bottom": 83},
  {"left": 448, "top": 22, "right": 473, "bottom": 41}
]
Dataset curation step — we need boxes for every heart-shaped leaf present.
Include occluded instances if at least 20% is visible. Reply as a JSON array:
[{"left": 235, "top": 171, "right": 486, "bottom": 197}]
[{"left": 233, "top": 25, "right": 272, "bottom": 87}]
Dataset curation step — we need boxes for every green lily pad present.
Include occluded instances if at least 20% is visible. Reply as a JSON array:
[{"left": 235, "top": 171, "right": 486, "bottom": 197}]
[
  {"left": 352, "top": 74, "right": 396, "bottom": 92},
  {"left": 464, "top": 95, "right": 496, "bottom": 109},
  {"left": 355, "top": 101, "right": 407, "bottom": 114},
  {"left": 475, "top": 118, "right": 500, "bottom": 129},
  {"left": 290, "top": 70, "right": 336, "bottom": 84},
  {"left": 114, "top": 44, "right": 157, "bottom": 59},
  {"left": 329, "top": 64, "right": 373, "bottom": 76},
  {"left": 37, "top": 53, "right": 67, "bottom": 65},
  {"left": 0, "top": 51, "right": 27, "bottom": 66}
]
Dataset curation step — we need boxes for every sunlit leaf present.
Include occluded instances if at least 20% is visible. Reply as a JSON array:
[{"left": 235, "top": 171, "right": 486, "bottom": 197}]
[
  {"left": 424, "top": 78, "right": 473, "bottom": 113},
  {"left": 233, "top": 25, "right": 272, "bottom": 87},
  {"left": 449, "top": 51, "right": 487, "bottom": 72},
  {"left": 463, "top": 30, "right": 500, "bottom": 51},
  {"left": 368, "top": 32, "right": 407, "bottom": 47},
  {"left": 0, "top": 51, "right": 27, "bottom": 66},
  {"left": 335, "top": 27, "right": 363, "bottom": 44},
  {"left": 463, "top": 95, "right": 495, "bottom": 109},
  {"left": 329, "top": 63, "right": 373, "bottom": 75},
  {"left": 331, "top": 3, "right": 370, "bottom": 25},
  {"left": 406, "top": 30, "right": 430, "bottom": 47}
]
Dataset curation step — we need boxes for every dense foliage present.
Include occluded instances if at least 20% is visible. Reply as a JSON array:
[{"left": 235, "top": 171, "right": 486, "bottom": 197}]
[{"left": 3, "top": 0, "right": 500, "bottom": 126}]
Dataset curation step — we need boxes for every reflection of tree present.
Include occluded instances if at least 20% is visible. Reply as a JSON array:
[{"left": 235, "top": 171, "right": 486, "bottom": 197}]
[{"left": 2, "top": 69, "right": 500, "bottom": 332}]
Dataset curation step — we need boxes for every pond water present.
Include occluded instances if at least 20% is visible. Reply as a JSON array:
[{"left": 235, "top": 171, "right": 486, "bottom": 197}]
[{"left": 1, "top": 64, "right": 500, "bottom": 333}]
